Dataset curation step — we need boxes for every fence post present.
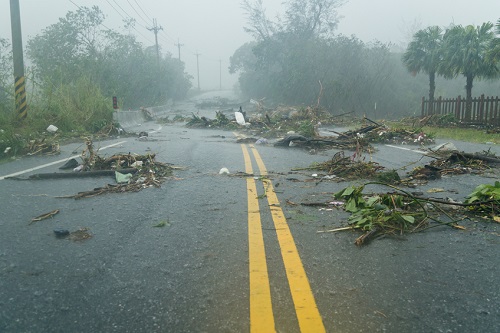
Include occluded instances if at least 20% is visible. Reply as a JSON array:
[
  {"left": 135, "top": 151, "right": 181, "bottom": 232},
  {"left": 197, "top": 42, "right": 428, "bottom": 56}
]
[
  {"left": 478, "top": 94, "right": 485, "bottom": 123},
  {"left": 455, "top": 95, "right": 461, "bottom": 121},
  {"left": 495, "top": 96, "right": 499, "bottom": 126}
]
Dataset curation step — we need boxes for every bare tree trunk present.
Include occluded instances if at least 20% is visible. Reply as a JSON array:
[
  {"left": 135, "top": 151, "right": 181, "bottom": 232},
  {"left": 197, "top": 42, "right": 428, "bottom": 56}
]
[
  {"left": 429, "top": 71, "right": 435, "bottom": 114},
  {"left": 465, "top": 74, "right": 474, "bottom": 121}
]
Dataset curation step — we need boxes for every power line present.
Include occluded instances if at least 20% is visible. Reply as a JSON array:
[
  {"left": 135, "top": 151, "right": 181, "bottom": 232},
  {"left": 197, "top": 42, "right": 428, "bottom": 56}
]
[
  {"left": 126, "top": 0, "right": 150, "bottom": 27},
  {"left": 134, "top": 0, "right": 153, "bottom": 23},
  {"left": 102, "top": 0, "right": 154, "bottom": 44}
]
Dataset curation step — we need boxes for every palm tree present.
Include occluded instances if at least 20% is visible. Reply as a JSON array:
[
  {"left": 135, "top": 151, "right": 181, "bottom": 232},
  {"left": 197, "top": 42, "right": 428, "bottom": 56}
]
[
  {"left": 488, "top": 19, "right": 500, "bottom": 62},
  {"left": 440, "top": 23, "right": 499, "bottom": 121},
  {"left": 402, "top": 26, "right": 443, "bottom": 114}
]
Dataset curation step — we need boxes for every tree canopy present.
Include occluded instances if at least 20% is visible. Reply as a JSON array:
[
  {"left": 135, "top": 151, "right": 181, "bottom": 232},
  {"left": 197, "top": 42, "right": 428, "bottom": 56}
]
[
  {"left": 27, "top": 6, "right": 192, "bottom": 109},
  {"left": 402, "top": 26, "right": 443, "bottom": 107},
  {"left": 233, "top": 3, "right": 500, "bottom": 119}
]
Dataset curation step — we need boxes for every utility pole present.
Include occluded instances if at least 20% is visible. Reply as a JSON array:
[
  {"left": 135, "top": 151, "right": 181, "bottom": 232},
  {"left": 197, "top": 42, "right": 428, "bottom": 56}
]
[
  {"left": 10, "top": 0, "right": 27, "bottom": 120},
  {"left": 195, "top": 51, "right": 201, "bottom": 91},
  {"left": 219, "top": 58, "right": 222, "bottom": 90},
  {"left": 148, "top": 18, "right": 162, "bottom": 67},
  {"left": 174, "top": 38, "right": 184, "bottom": 61}
]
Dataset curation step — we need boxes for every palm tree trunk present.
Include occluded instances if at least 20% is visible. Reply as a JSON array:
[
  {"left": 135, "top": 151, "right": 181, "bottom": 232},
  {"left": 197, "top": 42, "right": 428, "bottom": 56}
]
[
  {"left": 465, "top": 74, "right": 474, "bottom": 121},
  {"left": 429, "top": 71, "right": 435, "bottom": 114}
]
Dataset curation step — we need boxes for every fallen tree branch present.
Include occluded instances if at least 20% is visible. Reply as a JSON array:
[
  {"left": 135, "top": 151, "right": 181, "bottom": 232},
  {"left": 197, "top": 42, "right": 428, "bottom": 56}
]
[
  {"left": 317, "top": 226, "right": 358, "bottom": 233},
  {"left": 24, "top": 169, "right": 137, "bottom": 180}
]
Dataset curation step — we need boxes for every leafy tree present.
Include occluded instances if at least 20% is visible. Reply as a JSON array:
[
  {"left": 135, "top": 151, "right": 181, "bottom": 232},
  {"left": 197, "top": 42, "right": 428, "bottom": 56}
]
[
  {"left": 402, "top": 26, "right": 443, "bottom": 113},
  {"left": 27, "top": 6, "right": 106, "bottom": 85},
  {"left": 27, "top": 6, "right": 192, "bottom": 110},
  {"left": 440, "top": 23, "right": 499, "bottom": 120},
  {"left": 0, "top": 37, "right": 13, "bottom": 114},
  {"left": 242, "top": 0, "right": 345, "bottom": 40},
  {"left": 488, "top": 19, "right": 500, "bottom": 62}
]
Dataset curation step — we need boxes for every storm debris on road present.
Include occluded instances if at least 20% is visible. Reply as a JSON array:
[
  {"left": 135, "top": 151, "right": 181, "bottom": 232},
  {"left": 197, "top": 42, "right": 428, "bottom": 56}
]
[
  {"left": 407, "top": 150, "right": 500, "bottom": 182},
  {"left": 55, "top": 139, "right": 175, "bottom": 199},
  {"left": 68, "top": 227, "right": 92, "bottom": 241},
  {"left": 319, "top": 181, "right": 500, "bottom": 246},
  {"left": 363, "top": 127, "right": 434, "bottom": 145},
  {"left": 186, "top": 112, "right": 238, "bottom": 129},
  {"left": 30, "top": 209, "right": 60, "bottom": 224},
  {"left": 292, "top": 151, "right": 386, "bottom": 181},
  {"left": 26, "top": 136, "right": 60, "bottom": 156}
]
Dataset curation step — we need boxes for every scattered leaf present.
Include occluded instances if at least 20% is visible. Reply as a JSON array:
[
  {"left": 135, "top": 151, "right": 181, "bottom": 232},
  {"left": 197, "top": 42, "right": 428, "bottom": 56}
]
[
  {"left": 452, "top": 224, "right": 466, "bottom": 230},
  {"left": 153, "top": 220, "right": 170, "bottom": 228},
  {"left": 427, "top": 188, "right": 445, "bottom": 193}
]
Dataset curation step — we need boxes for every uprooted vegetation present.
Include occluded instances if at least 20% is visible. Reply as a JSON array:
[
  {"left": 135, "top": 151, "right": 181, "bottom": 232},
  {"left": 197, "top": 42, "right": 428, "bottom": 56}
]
[
  {"left": 321, "top": 181, "right": 500, "bottom": 246},
  {"left": 62, "top": 138, "right": 175, "bottom": 199},
  {"left": 8, "top": 138, "right": 176, "bottom": 199},
  {"left": 292, "top": 151, "right": 386, "bottom": 181},
  {"left": 406, "top": 149, "right": 500, "bottom": 183}
]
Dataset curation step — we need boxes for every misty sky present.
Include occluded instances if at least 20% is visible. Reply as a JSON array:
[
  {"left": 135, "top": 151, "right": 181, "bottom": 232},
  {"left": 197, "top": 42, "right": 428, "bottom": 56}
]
[{"left": 1, "top": 0, "right": 498, "bottom": 90}]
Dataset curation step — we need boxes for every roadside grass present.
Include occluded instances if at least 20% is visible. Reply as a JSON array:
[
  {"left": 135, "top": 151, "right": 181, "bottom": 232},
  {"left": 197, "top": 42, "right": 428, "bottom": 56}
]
[
  {"left": 0, "top": 77, "right": 115, "bottom": 162},
  {"left": 421, "top": 126, "right": 500, "bottom": 144},
  {"left": 386, "top": 120, "right": 500, "bottom": 144}
]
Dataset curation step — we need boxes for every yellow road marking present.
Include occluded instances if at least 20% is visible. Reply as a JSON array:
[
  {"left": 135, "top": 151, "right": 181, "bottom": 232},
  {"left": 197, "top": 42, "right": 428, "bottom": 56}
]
[
  {"left": 241, "top": 145, "right": 276, "bottom": 333},
  {"left": 250, "top": 145, "right": 326, "bottom": 333}
]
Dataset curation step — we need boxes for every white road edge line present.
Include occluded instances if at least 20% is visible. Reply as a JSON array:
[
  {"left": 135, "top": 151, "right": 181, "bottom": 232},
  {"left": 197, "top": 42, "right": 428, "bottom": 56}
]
[
  {"left": 0, "top": 141, "right": 127, "bottom": 181},
  {"left": 385, "top": 144, "right": 429, "bottom": 155}
]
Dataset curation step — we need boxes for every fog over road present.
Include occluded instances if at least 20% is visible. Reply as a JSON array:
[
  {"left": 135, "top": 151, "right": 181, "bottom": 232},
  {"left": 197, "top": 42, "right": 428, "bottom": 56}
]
[{"left": 0, "top": 96, "right": 499, "bottom": 332}]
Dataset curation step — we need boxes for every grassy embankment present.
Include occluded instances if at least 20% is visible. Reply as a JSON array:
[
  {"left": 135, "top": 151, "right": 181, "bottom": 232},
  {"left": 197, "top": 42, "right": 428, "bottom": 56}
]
[{"left": 385, "top": 119, "right": 500, "bottom": 145}]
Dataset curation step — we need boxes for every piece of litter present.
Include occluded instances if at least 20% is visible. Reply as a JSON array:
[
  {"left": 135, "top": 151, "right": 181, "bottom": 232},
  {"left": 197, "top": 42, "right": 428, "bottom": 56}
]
[
  {"left": 115, "top": 171, "right": 133, "bottom": 183},
  {"left": 219, "top": 167, "right": 230, "bottom": 175},
  {"left": 46, "top": 124, "right": 58, "bottom": 133},
  {"left": 131, "top": 161, "right": 143, "bottom": 168},
  {"left": 235, "top": 112, "right": 246, "bottom": 125},
  {"left": 255, "top": 138, "right": 268, "bottom": 145},
  {"left": 73, "top": 165, "right": 83, "bottom": 172}
]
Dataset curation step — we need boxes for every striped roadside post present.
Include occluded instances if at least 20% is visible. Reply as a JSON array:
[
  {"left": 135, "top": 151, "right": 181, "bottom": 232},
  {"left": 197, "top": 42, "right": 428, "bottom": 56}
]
[{"left": 14, "top": 75, "right": 27, "bottom": 120}]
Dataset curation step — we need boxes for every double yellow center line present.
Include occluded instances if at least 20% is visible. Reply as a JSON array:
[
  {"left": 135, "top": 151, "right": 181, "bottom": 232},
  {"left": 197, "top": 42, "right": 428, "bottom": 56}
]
[{"left": 241, "top": 144, "right": 326, "bottom": 333}]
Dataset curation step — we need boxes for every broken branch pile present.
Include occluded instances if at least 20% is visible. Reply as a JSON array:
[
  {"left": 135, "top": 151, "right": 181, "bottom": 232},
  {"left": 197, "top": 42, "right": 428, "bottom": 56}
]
[
  {"left": 408, "top": 150, "right": 500, "bottom": 181},
  {"left": 25, "top": 136, "right": 60, "bottom": 156},
  {"left": 59, "top": 138, "right": 174, "bottom": 199},
  {"left": 186, "top": 111, "right": 238, "bottom": 129},
  {"left": 331, "top": 182, "right": 498, "bottom": 246},
  {"left": 292, "top": 151, "right": 385, "bottom": 180}
]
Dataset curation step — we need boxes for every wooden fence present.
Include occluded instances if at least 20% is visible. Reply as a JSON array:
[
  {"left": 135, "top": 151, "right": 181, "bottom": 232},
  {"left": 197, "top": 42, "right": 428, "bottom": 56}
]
[{"left": 421, "top": 95, "right": 500, "bottom": 125}]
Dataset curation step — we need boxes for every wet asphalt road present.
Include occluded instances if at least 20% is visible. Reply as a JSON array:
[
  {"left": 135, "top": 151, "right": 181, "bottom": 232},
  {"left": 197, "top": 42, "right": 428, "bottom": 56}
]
[{"left": 0, "top": 102, "right": 499, "bottom": 332}]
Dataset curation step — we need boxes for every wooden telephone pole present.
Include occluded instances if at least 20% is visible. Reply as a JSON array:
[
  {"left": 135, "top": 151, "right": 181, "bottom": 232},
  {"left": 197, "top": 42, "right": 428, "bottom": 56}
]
[
  {"left": 148, "top": 19, "right": 163, "bottom": 67},
  {"left": 195, "top": 51, "right": 201, "bottom": 91},
  {"left": 174, "top": 38, "right": 184, "bottom": 61}
]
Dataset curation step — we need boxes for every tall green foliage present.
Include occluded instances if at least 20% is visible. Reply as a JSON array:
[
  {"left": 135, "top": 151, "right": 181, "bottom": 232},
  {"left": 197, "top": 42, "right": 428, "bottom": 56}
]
[{"left": 28, "top": 76, "right": 114, "bottom": 133}]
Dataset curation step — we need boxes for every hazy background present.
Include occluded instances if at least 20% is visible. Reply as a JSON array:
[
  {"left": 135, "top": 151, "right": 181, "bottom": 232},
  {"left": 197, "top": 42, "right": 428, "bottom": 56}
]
[{"left": 0, "top": 0, "right": 498, "bottom": 90}]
